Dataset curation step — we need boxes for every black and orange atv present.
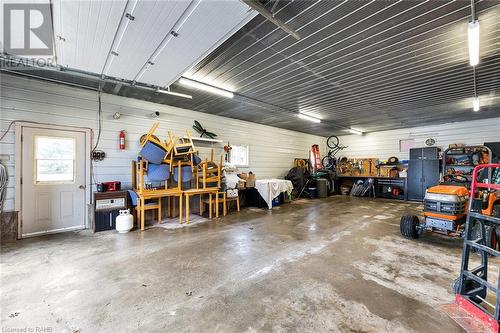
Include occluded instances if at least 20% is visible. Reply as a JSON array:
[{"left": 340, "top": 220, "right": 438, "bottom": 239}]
[{"left": 400, "top": 183, "right": 500, "bottom": 248}]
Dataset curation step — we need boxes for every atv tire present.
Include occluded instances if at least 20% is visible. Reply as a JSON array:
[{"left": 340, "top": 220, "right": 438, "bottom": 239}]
[
  {"left": 471, "top": 221, "right": 497, "bottom": 251},
  {"left": 400, "top": 215, "right": 420, "bottom": 239},
  {"left": 485, "top": 226, "right": 497, "bottom": 251}
]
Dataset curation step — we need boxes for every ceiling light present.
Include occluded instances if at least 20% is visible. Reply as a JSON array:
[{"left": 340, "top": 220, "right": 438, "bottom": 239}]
[
  {"left": 348, "top": 128, "right": 363, "bottom": 135},
  {"left": 179, "top": 78, "right": 234, "bottom": 98},
  {"left": 113, "top": 112, "right": 121, "bottom": 119},
  {"left": 468, "top": 20, "right": 480, "bottom": 66},
  {"left": 297, "top": 113, "right": 321, "bottom": 123},
  {"left": 157, "top": 89, "right": 192, "bottom": 99},
  {"left": 473, "top": 96, "right": 480, "bottom": 111}
]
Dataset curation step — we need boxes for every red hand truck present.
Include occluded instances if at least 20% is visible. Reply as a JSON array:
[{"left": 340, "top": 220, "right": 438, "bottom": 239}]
[{"left": 443, "top": 164, "right": 500, "bottom": 332}]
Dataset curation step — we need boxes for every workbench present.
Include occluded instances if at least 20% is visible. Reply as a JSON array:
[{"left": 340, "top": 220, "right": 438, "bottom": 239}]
[{"left": 337, "top": 176, "right": 407, "bottom": 200}]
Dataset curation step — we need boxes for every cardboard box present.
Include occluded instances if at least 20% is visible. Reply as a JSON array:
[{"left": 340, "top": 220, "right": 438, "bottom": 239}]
[
  {"left": 246, "top": 174, "right": 256, "bottom": 188},
  {"left": 236, "top": 180, "right": 246, "bottom": 190}
]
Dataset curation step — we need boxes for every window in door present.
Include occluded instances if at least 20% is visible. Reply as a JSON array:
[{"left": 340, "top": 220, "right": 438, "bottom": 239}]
[{"left": 35, "top": 136, "right": 76, "bottom": 183}]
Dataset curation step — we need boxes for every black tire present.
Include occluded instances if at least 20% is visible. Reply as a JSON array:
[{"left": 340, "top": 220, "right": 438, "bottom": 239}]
[
  {"left": 492, "top": 201, "right": 500, "bottom": 218},
  {"left": 400, "top": 215, "right": 420, "bottom": 239},
  {"left": 471, "top": 222, "right": 497, "bottom": 251},
  {"left": 485, "top": 226, "right": 497, "bottom": 250},
  {"left": 327, "top": 135, "right": 340, "bottom": 149},
  {"left": 322, "top": 156, "right": 334, "bottom": 170}
]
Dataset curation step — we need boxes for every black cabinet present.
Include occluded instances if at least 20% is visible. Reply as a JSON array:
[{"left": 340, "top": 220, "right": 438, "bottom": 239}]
[
  {"left": 407, "top": 147, "right": 440, "bottom": 201},
  {"left": 95, "top": 210, "right": 119, "bottom": 232}
]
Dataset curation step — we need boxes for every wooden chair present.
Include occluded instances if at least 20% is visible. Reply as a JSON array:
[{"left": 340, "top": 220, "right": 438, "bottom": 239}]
[
  {"left": 139, "top": 122, "right": 171, "bottom": 164},
  {"left": 170, "top": 129, "right": 197, "bottom": 157},
  {"left": 200, "top": 190, "right": 240, "bottom": 219},
  {"left": 226, "top": 192, "right": 240, "bottom": 213},
  {"left": 128, "top": 190, "right": 162, "bottom": 227},
  {"left": 196, "top": 151, "right": 222, "bottom": 189},
  {"left": 200, "top": 192, "right": 219, "bottom": 219}
]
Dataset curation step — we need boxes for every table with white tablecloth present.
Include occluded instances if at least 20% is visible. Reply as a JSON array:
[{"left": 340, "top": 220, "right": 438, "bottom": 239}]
[{"left": 254, "top": 179, "right": 293, "bottom": 209}]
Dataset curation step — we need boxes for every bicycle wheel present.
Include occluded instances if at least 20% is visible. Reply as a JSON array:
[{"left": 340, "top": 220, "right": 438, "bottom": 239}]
[
  {"left": 322, "top": 156, "right": 334, "bottom": 170},
  {"left": 327, "top": 135, "right": 340, "bottom": 149}
]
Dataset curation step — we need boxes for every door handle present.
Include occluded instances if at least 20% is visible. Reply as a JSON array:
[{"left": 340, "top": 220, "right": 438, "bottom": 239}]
[{"left": 79, "top": 185, "right": 86, "bottom": 189}]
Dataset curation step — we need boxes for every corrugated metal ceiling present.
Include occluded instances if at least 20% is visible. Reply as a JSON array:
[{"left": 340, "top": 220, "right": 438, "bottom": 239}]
[
  {"left": 178, "top": 0, "right": 500, "bottom": 136},
  {"left": 3, "top": 0, "right": 499, "bottom": 137}
]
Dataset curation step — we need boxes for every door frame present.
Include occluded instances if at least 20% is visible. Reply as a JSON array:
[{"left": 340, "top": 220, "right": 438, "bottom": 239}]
[{"left": 15, "top": 122, "right": 92, "bottom": 238}]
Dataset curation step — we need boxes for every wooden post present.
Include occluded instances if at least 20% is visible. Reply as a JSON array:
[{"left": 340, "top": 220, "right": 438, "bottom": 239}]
[
  {"left": 209, "top": 193, "right": 213, "bottom": 219},
  {"left": 186, "top": 194, "right": 190, "bottom": 225},
  {"left": 140, "top": 197, "right": 145, "bottom": 231},
  {"left": 179, "top": 194, "right": 183, "bottom": 224},
  {"left": 223, "top": 193, "right": 227, "bottom": 216},
  {"left": 158, "top": 198, "right": 162, "bottom": 223},
  {"left": 216, "top": 193, "right": 219, "bottom": 218}
]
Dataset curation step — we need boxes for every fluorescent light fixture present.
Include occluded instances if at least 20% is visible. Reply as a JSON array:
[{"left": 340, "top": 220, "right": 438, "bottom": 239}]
[
  {"left": 473, "top": 96, "right": 480, "bottom": 111},
  {"left": 179, "top": 78, "right": 234, "bottom": 98},
  {"left": 157, "top": 89, "right": 192, "bottom": 99},
  {"left": 468, "top": 20, "right": 480, "bottom": 66},
  {"left": 348, "top": 128, "right": 363, "bottom": 135},
  {"left": 297, "top": 113, "right": 321, "bottom": 123}
]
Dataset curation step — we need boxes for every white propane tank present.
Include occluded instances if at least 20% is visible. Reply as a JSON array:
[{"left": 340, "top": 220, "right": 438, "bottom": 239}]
[{"left": 116, "top": 209, "right": 134, "bottom": 233}]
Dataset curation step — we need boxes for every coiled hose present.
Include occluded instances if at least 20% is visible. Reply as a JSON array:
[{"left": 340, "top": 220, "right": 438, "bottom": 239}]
[{"left": 0, "top": 162, "right": 7, "bottom": 214}]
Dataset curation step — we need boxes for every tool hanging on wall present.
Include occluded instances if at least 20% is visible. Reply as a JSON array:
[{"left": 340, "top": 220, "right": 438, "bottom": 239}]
[
  {"left": 310, "top": 144, "right": 323, "bottom": 173},
  {"left": 224, "top": 142, "right": 232, "bottom": 162},
  {"left": 119, "top": 130, "right": 126, "bottom": 150},
  {"left": 0, "top": 156, "right": 8, "bottom": 214}
]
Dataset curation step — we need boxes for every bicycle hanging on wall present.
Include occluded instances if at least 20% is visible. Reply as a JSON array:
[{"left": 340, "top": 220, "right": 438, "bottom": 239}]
[{"left": 322, "top": 135, "right": 347, "bottom": 170}]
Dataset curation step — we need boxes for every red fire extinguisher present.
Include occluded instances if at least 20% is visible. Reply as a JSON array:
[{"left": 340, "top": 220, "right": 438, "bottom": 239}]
[{"left": 119, "top": 130, "right": 126, "bottom": 150}]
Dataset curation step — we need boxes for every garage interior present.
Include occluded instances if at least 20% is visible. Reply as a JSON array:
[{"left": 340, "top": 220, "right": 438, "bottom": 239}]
[{"left": 1, "top": 0, "right": 500, "bottom": 332}]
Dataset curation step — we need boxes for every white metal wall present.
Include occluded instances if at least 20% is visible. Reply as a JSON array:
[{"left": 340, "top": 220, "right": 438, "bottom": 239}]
[
  {"left": 0, "top": 73, "right": 325, "bottom": 212},
  {"left": 338, "top": 117, "right": 500, "bottom": 161}
]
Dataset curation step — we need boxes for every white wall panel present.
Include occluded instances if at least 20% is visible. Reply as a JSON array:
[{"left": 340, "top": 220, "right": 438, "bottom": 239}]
[
  {"left": 338, "top": 118, "right": 500, "bottom": 161},
  {"left": 52, "top": 0, "right": 126, "bottom": 73},
  {"left": 106, "top": 0, "right": 190, "bottom": 80},
  {"left": 141, "top": 0, "right": 256, "bottom": 87},
  {"left": 0, "top": 73, "right": 325, "bottom": 212}
]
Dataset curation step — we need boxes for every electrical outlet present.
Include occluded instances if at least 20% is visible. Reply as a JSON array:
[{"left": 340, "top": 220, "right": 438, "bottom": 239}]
[{"left": 92, "top": 150, "right": 106, "bottom": 161}]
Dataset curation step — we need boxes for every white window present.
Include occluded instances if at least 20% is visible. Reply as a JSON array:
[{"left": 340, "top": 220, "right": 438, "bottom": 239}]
[
  {"left": 35, "top": 136, "right": 76, "bottom": 183},
  {"left": 399, "top": 139, "right": 415, "bottom": 153},
  {"left": 231, "top": 145, "right": 249, "bottom": 167}
]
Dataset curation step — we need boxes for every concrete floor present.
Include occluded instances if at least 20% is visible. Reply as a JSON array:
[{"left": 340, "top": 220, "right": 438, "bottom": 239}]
[{"left": 1, "top": 196, "right": 466, "bottom": 332}]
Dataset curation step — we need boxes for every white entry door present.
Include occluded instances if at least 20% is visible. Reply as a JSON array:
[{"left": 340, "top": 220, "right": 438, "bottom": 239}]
[{"left": 21, "top": 126, "right": 87, "bottom": 237}]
